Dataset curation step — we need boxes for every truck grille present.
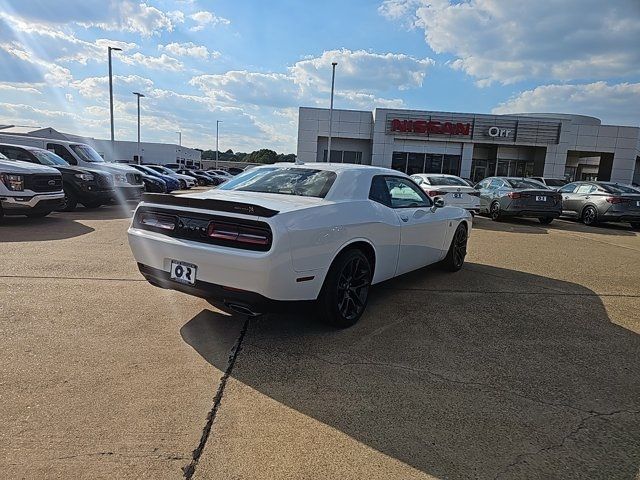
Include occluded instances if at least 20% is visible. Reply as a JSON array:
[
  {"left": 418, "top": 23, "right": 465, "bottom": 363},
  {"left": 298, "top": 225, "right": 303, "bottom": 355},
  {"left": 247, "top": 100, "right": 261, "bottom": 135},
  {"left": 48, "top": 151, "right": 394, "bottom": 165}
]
[
  {"left": 95, "top": 173, "right": 114, "bottom": 188},
  {"left": 126, "top": 173, "right": 142, "bottom": 185},
  {"left": 24, "top": 174, "right": 63, "bottom": 193}
]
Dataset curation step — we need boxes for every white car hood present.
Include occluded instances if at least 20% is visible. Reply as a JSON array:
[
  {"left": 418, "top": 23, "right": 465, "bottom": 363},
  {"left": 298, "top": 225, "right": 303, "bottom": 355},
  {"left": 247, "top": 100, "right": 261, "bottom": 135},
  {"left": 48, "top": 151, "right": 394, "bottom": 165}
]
[
  {"left": 0, "top": 159, "right": 60, "bottom": 174},
  {"left": 177, "top": 189, "right": 328, "bottom": 214}
]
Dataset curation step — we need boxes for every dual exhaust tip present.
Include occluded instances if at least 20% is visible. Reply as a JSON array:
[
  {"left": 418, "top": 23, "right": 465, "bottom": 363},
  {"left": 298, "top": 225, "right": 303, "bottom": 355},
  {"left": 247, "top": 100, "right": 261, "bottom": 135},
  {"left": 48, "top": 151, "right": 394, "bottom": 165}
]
[{"left": 224, "top": 301, "right": 262, "bottom": 317}]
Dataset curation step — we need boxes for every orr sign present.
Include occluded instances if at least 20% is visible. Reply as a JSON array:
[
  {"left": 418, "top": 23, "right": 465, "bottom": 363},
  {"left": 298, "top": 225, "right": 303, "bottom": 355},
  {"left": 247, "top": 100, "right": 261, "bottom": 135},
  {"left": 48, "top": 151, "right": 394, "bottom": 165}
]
[{"left": 390, "top": 118, "right": 472, "bottom": 136}]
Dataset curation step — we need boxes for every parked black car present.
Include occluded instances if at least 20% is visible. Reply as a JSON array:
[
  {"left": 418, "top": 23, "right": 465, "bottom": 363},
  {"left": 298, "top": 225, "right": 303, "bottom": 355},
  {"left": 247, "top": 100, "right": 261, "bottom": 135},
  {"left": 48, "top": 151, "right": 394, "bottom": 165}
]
[
  {"left": 176, "top": 169, "right": 214, "bottom": 186},
  {"left": 140, "top": 173, "right": 167, "bottom": 193},
  {"left": 475, "top": 176, "right": 562, "bottom": 224},
  {"left": 0, "top": 143, "right": 115, "bottom": 211}
]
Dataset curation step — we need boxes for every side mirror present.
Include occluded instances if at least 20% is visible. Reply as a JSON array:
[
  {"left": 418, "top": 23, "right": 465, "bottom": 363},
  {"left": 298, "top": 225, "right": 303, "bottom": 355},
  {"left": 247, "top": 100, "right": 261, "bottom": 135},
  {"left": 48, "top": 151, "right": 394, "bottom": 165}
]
[{"left": 433, "top": 197, "right": 445, "bottom": 208}]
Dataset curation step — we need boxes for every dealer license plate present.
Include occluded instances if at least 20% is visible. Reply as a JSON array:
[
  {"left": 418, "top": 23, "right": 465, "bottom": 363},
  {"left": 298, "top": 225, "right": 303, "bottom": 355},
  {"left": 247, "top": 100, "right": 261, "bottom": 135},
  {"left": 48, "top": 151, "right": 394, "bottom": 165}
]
[
  {"left": 452, "top": 193, "right": 462, "bottom": 199},
  {"left": 170, "top": 260, "right": 197, "bottom": 285},
  {"left": 536, "top": 196, "right": 547, "bottom": 202}
]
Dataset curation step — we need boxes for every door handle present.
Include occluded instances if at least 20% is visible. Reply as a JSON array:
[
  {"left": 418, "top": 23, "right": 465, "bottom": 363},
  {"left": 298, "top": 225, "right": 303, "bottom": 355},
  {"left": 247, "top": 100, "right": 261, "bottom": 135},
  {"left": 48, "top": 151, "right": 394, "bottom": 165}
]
[{"left": 399, "top": 214, "right": 409, "bottom": 222}]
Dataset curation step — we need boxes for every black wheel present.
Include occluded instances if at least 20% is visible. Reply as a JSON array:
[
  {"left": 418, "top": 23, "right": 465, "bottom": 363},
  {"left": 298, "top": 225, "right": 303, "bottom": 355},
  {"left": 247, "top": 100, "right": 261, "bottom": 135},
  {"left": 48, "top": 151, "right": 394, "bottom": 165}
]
[
  {"left": 179, "top": 180, "right": 186, "bottom": 189},
  {"left": 442, "top": 223, "right": 468, "bottom": 272},
  {"left": 539, "top": 217, "right": 554, "bottom": 225},
  {"left": 318, "top": 249, "right": 372, "bottom": 328},
  {"left": 58, "top": 190, "right": 78, "bottom": 212},
  {"left": 26, "top": 210, "right": 52, "bottom": 218},
  {"left": 490, "top": 201, "right": 502, "bottom": 221},
  {"left": 582, "top": 206, "right": 598, "bottom": 226},
  {"left": 82, "top": 201, "right": 103, "bottom": 209},
  {"left": 631, "top": 222, "right": 640, "bottom": 231}
]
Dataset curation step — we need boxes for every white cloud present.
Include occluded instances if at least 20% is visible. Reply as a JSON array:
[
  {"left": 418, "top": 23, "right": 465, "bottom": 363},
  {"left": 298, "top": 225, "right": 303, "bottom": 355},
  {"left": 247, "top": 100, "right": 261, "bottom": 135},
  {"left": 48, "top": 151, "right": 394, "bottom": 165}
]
[
  {"left": 159, "top": 42, "right": 219, "bottom": 59},
  {"left": 493, "top": 82, "right": 640, "bottom": 126},
  {"left": 381, "top": 0, "right": 640, "bottom": 85},
  {"left": 189, "top": 10, "right": 230, "bottom": 32},
  {"left": 0, "top": 82, "right": 41, "bottom": 94},
  {"left": 71, "top": 75, "right": 154, "bottom": 99},
  {"left": 79, "top": 1, "right": 174, "bottom": 36},
  {"left": 0, "top": 41, "right": 72, "bottom": 86},
  {"left": 121, "top": 52, "right": 183, "bottom": 71}
]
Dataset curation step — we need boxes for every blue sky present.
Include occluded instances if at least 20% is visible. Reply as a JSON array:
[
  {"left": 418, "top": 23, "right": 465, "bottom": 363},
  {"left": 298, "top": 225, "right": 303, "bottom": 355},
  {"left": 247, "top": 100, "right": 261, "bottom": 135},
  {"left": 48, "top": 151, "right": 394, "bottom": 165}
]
[{"left": 0, "top": 0, "right": 638, "bottom": 153}]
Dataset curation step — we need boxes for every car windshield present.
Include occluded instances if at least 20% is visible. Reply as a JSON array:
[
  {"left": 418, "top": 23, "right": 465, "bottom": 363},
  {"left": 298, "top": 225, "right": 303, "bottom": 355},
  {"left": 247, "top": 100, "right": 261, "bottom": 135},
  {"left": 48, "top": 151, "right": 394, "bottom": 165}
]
[
  {"left": 70, "top": 144, "right": 104, "bottom": 163},
  {"left": 219, "top": 167, "right": 336, "bottom": 198},
  {"left": 601, "top": 183, "right": 639, "bottom": 194},
  {"left": 543, "top": 178, "right": 567, "bottom": 186},
  {"left": 31, "top": 150, "right": 68, "bottom": 166},
  {"left": 426, "top": 176, "right": 467, "bottom": 186},
  {"left": 506, "top": 178, "right": 549, "bottom": 189}
]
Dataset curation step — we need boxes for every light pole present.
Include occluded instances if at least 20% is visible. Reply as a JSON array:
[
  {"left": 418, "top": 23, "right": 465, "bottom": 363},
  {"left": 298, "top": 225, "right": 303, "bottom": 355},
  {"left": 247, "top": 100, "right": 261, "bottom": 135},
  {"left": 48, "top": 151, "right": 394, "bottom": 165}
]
[
  {"left": 108, "top": 46, "right": 122, "bottom": 147},
  {"left": 177, "top": 131, "right": 182, "bottom": 146},
  {"left": 133, "top": 92, "right": 145, "bottom": 164},
  {"left": 326, "top": 61, "right": 337, "bottom": 162},
  {"left": 216, "top": 120, "right": 222, "bottom": 169}
]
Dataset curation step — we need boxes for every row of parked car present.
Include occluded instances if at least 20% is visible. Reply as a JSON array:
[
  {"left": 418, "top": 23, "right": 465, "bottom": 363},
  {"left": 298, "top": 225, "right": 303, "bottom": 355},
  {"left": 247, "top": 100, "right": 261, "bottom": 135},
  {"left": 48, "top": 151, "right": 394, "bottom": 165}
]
[
  {"left": 410, "top": 173, "right": 640, "bottom": 230},
  {"left": 0, "top": 135, "right": 241, "bottom": 221}
]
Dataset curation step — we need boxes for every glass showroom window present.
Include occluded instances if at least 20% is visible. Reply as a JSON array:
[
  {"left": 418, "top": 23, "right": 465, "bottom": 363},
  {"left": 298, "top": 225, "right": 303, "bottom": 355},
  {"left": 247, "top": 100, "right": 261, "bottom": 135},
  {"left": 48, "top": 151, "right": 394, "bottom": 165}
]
[
  {"left": 392, "top": 152, "right": 461, "bottom": 176},
  {"left": 323, "top": 150, "right": 362, "bottom": 164}
]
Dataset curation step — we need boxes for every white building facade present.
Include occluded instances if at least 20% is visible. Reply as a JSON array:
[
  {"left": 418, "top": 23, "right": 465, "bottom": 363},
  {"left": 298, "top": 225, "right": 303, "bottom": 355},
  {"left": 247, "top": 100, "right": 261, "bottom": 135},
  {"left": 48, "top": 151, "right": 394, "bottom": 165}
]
[{"left": 297, "top": 107, "right": 640, "bottom": 185}]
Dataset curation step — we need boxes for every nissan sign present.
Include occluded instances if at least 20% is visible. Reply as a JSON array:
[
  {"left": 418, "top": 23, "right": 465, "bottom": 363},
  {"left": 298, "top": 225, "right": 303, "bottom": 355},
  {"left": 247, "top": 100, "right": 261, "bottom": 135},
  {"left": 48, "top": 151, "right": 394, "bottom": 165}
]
[{"left": 390, "top": 118, "right": 472, "bottom": 136}]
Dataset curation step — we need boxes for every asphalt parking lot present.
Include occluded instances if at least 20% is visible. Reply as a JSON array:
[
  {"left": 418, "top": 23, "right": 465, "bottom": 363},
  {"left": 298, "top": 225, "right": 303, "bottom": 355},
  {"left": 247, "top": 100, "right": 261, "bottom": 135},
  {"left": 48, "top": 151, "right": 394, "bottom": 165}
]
[{"left": 1, "top": 194, "right": 639, "bottom": 479}]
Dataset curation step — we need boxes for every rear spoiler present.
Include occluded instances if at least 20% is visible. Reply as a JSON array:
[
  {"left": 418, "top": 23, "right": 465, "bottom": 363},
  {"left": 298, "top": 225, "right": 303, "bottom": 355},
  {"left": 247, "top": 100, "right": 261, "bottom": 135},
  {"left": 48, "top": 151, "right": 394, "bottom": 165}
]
[{"left": 140, "top": 193, "right": 279, "bottom": 218}]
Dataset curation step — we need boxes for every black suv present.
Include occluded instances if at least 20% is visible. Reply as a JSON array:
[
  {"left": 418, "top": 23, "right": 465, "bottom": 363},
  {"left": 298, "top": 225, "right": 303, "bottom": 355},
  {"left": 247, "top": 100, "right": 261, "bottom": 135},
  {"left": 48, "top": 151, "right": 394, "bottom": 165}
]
[{"left": 0, "top": 144, "right": 115, "bottom": 211}]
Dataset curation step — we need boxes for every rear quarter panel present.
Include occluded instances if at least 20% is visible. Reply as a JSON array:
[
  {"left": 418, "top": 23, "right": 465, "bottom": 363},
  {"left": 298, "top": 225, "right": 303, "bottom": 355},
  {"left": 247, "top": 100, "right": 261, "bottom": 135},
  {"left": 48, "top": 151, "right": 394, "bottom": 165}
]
[{"left": 277, "top": 200, "right": 401, "bottom": 284}]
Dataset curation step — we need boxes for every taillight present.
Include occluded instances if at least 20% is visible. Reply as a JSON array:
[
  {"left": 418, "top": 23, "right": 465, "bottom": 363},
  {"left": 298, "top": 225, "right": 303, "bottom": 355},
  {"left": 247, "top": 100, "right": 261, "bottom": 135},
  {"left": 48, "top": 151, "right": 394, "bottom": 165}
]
[
  {"left": 426, "top": 190, "right": 447, "bottom": 197},
  {"left": 207, "top": 222, "right": 270, "bottom": 246},
  {"left": 507, "top": 192, "right": 523, "bottom": 199},
  {"left": 139, "top": 212, "right": 175, "bottom": 231},
  {"left": 606, "top": 197, "right": 630, "bottom": 204}
]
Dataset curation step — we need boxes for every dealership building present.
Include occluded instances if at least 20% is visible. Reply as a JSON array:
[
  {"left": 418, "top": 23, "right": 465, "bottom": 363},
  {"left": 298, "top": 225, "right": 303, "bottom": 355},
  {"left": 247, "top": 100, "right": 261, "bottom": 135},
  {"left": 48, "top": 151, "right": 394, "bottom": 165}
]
[{"left": 296, "top": 107, "right": 640, "bottom": 185}]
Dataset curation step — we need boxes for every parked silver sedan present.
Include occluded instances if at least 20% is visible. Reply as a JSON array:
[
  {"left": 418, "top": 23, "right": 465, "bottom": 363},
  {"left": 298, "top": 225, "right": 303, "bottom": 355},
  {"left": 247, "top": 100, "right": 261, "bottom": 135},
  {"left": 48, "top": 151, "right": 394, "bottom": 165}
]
[
  {"left": 558, "top": 181, "right": 640, "bottom": 229},
  {"left": 475, "top": 177, "right": 562, "bottom": 224}
]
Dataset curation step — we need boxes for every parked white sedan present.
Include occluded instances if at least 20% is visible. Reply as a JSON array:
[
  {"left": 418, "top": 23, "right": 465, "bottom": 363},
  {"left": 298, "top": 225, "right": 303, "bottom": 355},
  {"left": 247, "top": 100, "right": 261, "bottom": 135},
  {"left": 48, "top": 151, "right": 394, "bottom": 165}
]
[
  {"left": 128, "top": 163, "right": 471, "bottom": 327},
  {"left": 411, "top": 173, "right": 481, "bottom": 215}
]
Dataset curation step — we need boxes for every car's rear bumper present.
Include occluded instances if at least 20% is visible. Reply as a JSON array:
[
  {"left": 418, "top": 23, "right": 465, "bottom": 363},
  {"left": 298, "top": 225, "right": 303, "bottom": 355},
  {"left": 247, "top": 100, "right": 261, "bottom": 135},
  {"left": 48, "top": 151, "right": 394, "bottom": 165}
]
[
  {"left": 600, "top": 213, "right": 640, "bottom": 223},
  {"left": 137, "top": 263, "right": 311, "bottom": 314},
  {"left": 128, "top": 226, "right": 325, "bottom": 301}
]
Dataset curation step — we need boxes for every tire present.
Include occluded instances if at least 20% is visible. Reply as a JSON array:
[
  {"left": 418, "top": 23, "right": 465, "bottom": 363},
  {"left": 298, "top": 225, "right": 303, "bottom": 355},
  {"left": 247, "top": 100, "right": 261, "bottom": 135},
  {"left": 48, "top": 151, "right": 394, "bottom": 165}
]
[
  {"left": 318, "top": 249, "right": 372, "bottom": 328},
  {"left": 539, "top": 217, "right": 554, "bottom": 225},
  {"left": 58, "top": 190, "right": 78, "bottom": 212},
  {"left": 631, "top": 222, "right": 640, "bottom": 231},
  {"left": 490, "top": 201, "right": 502, "bottom": 221},
  {"left": 82, "top": 201, "right": 103, "bottom": 209},
  {"left": 582, "top": 206, "right": 598, "bottom": 226},
  {"left": 26, "top": 210, "right": 52, "bottom": 218},
  {"left": 442, "top": 223, "right": 468, "bottom": 272},
  {"left": 179, "top": 180, "right": 186, "bottom": 190}
]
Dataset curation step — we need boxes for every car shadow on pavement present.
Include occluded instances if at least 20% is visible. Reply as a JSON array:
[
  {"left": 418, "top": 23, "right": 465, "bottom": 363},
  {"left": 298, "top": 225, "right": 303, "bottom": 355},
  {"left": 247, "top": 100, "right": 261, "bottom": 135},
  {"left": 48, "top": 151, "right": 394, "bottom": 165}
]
[
  {"left": 473, "top": 215, "right": 637, "bottom": 236},
  {"left": 0, "top": 215, "right": 94, "bottom": 242},
  {"left": 181, "top": 263, "right": 640, "bottom": 479},
  {"left": 56, "top": 203, "right": 136, "bottom": 221}
]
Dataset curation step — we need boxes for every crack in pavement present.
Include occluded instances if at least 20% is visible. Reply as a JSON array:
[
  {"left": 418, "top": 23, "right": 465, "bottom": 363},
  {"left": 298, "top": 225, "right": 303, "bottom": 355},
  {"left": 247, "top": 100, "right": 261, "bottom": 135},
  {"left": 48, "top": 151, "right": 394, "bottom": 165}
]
[
  {"left": 182, "top": 316, "right": 250, "bottom": 479},
  {"left": 493, "top": 409, "right": 640, "bottom": 480}
]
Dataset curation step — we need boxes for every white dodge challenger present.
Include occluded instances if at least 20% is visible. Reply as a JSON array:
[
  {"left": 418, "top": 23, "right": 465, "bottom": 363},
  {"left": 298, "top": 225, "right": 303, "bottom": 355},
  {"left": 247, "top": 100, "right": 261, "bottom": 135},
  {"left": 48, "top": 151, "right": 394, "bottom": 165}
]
[{"left": 128, "top": 163, "right": 471, "bottom": 327}]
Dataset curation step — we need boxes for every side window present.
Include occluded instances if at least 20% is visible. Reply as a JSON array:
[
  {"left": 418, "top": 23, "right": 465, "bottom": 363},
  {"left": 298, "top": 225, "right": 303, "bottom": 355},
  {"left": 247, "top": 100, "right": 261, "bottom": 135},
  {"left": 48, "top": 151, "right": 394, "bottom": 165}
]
[
  {"left": 1, "top": 146, "right": 33, "bottom": 162},
  {"left": 489, "top": 178, "right": 503, "bottom": 189},
  {"left": 411, "top": 176, "right": 423, "bottom": 185},
  {"left": 576, "top": 184, "right": 594, "bottom": 194},
  {"left": 385, "top": 176, "right": 431, "bottom": 209},
  {"left": 476, "top": 179, "right": 488, "bottom": 189},
  {"left": 369, "top": 175, "right": 392, "bottom": 207},
  {"left": 47, "top": 143, "right": 76, "bottom": 165},
  {"left": 559, "top": 183, "right": 577, "bottom": 193}
]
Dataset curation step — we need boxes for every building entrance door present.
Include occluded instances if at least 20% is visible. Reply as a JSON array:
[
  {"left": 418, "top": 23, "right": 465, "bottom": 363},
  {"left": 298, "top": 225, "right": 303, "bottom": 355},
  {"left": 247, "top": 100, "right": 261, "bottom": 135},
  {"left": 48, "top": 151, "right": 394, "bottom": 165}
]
[{"left": 471, "top": 164, "right": 487, "bottom": 183}]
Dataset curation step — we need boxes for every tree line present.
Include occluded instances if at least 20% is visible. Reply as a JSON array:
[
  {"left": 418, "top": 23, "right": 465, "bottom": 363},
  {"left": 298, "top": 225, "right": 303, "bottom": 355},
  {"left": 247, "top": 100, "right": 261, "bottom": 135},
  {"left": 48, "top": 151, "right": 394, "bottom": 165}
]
[{"left": 197, "top": 148, "right": 296, "bottom": 164}]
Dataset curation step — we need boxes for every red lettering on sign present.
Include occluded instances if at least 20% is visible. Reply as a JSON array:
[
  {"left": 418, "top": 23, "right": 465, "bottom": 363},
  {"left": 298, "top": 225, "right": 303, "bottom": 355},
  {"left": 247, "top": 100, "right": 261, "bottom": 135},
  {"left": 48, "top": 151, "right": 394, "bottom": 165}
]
[{"left": 389, "top": 118, "right": 471, "bottom": 136}]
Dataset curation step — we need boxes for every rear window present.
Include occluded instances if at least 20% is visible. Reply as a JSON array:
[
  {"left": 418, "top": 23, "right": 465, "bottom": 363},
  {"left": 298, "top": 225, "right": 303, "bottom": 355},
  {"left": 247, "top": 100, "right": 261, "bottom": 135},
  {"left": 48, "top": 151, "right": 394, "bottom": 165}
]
[
  {"left": 543, "top": 178, "right": 567, "bottom": 187},
  {"left": 601, "top": 183, "right": 638, "bottom": 194},
  {"left": 220, "top": 167, "right": 336, "bottom": 198},
  {"left": 506, "top": 178, "right": 549, "bottom": 189},
  {"left": 426, "top": 175, "right": 467, "bottom": 186}
]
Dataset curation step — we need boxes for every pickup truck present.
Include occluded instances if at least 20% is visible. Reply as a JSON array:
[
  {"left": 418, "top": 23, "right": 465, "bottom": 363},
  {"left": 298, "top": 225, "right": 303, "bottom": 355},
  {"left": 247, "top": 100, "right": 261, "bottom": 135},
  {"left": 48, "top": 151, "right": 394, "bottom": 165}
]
[{"left": 0, "top": 153, "right": 64, "bottom": 220}]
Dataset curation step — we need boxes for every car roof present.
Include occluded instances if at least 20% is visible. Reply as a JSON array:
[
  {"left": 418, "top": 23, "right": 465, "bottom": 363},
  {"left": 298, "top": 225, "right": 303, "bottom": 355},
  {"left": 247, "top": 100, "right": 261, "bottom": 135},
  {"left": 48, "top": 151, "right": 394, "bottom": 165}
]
[
  {"left": 0, "top": 142, "right": 42, "bottom": 152},
  {"left": 255, "top": 162, "right": 403, "bottom": 176}
]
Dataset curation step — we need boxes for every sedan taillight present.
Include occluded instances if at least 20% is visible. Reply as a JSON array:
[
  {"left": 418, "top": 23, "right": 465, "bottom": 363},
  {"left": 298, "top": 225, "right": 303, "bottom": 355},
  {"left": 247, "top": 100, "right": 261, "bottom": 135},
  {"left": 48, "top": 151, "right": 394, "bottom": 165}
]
[
  {"left": 426, "top": 189, "right": 447, "bottom": 197},
  {"left": 606, "top": 196, "right": 630, "bottom": 204},
  {"left": 139, "top": 212, "right": 176, "bottom": 231},
  {"left": 507, "top": 192, "right": 524, "bottom": 199}
]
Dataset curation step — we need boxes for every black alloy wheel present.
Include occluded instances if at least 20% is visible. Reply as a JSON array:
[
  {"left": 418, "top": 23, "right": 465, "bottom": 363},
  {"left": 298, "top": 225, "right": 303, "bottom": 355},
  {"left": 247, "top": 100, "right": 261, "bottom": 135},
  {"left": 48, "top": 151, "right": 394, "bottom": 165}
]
[
  {"left": 179, "top": 180, "right": 186, "bottom": 190},
  {"left": 490, "top": 201, "right": 502, "bottom": 221},
  {"left": 443, "top": 224, "right": 468, "bottom": 272},
  {"left": 582, "top": 206, "right": 598, "bottom": 226},
  {"left": 319, "top": 249, "right": 372, "bottom": 328},
  {"left": 58, "top": 190, "right": 78, "bottom": 212}
]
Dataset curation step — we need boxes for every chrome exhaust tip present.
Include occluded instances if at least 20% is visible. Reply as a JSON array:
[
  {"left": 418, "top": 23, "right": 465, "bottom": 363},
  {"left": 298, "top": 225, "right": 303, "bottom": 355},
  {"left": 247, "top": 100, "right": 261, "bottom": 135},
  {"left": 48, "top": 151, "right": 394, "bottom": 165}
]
[{"left": 224, "top": 302, "right": 262, "bottom": 317}]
